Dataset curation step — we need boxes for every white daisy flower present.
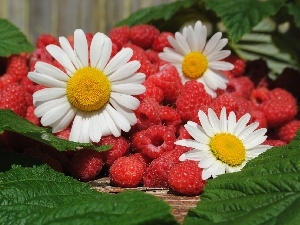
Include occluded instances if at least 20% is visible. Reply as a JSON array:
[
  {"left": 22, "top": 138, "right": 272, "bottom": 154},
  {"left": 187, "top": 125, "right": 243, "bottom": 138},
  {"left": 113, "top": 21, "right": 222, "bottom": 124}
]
[
  {"left": 159, "top": 20, "right": 234, "bottom": 98},
  {"left": 175, "top": 107, "right": 272, "bottom": 180},
  {"left": 28, "top": 29, "right": 145, "bottom": 143}
]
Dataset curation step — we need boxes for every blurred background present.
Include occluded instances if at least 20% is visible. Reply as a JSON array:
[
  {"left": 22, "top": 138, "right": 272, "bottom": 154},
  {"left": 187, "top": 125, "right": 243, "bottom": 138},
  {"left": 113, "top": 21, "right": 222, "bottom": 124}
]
[{"left": 0, "top": 0, "right": 175, "bottom": 44}]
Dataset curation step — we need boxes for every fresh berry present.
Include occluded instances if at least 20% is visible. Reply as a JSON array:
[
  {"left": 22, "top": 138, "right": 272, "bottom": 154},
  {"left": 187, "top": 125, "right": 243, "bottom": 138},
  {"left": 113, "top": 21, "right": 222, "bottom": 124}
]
[
  {"left": 132, "top": 125, "right": 176, "bottom": 159},
  {"left": 277, "top": 120, "right": 300, "bottom": 143},
  {"left": 223, "top": 55, "right": 246, "bottom": 78},
  {"left": 108, "top": 26, "right": 130, "bottom": 49},
  {"left": 168, "top": 160, "right": 205, "bottom": 196},
  {"left": 152, "top": 32, "right": 174, "bottom": 52},
  {"left": 145, "top": 50, "right": 160, "bottom": 64},
  {"left": 36, "top": 34, "right": 59, "bottom": 48},
  {"left": 159, "top": 105, "right": 181, "bottom": 129},
  {"left": 134, "top": 98, "right": 161, "bottom": 130},
  {"left": 220, "top": 76, "right": 254, "bottom": 99},
  {"left": 147, "top": 64, "right": 182, "bottom": 103},
  {"left": 0, "top": 83, "right": 27, "bottom": 116},
  {"left": 129, "top": 24, "right": 160, "bottom": 49},
  {"left": 20, "top": 76, "right": 35, "bottom": 94},
  {"left": 109, "top": 155, "right": 146, "bottom": 188},
  {"left": 259, "top": 88, "right": 297, "bottom": 127},
  {"left": 250, "top": 87, "right": 270, "bottom": 109},
  {"left": 137, "top": 80, "right": 164, "bottom": 103},
  {"left": 99, "top": 135, "right": 130, "bottom": 167},
  {"left": 29, "top": 48, "right": 53, "bottom": 71},
  {"left": 68, "top": 149, "right": 104, "bottom": 181},
  {"left": 176, "top": 80, "right": 212, "bottom": 122},
  {"left": 143, "top": 149, "right": 186, "bottom": 188},
  {"left": 24, "top": 105, "right": 40, "bottom": 126},
  {"left": 211, "top": 93, "right": 250, "bottom": 119},
  {"left": 0, "top": 73, "right": 18, "bottom": 89},
  {"left": 249, "top": 109, "right": 267, "bottom": 129},
  {"left": 55, "top": 127, "right": 71, "bottom": 140},
  {"left": 263, "top": 139, "right": 286, "bottom": 146},
  {"left": 6, "top": 55, "right": 28, "bottom": 81}
]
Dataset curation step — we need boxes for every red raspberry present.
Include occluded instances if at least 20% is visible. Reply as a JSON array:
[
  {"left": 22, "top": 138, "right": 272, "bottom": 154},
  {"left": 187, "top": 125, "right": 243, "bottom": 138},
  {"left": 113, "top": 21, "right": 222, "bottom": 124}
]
[
  {"left": 259, "top": 88, "right": 297, "bottom": 127},
  {"left": 159, "top": 105, "right": 181, "bottom": 129},
  {"left": 108, "top": 26, "right": 130, "bottom": 50},
  {"left": 263, "top": 139, "right": 286, "bottom": 146},
  {"left": 29, "top": 48, "right": 53, "bottom": 71},
  {"left": 220, "top": 76, "right": 254, "bottom": 99},
  {"left": 111, "top": 43, "right": 118, "bottom": 58},
  {"left": 132, "top": 125, "right": 176, "bottom": 159},
  {"left": 222, "top": 55, "right": 246, "bottom": 78},
  {"left": 98, "top": 135, "right": 130, "bottom": 167},
  {"left": 168, "top": 160, "right": 205, "bottom": 196},
  {"left": 55, "top": 127, "right": 71, "bottom": 140},
  {"left": 68, "top": 149, "right": 104, "bottom": 181},
  {"left": 143, "top": 149, "right": 186, "bottom": 188},
  {"left": 211, "top": 93, "right": 250, "bottom": 119},
  {"left": 147, "top": 64, "right": 182, "bottom": 103},
  {"left": 20, "top": 76, "right": 35, "bottom": 94},
  {"left": 145, "top": 50, "right": 160, "bottom": 64},
  {"left": 0, "top": 73, "right": 18, "bottom": 89},
  {"left": 109, "top": 154, "right": 146, "bottom": 188},
  {"left": 176, "top": 80, "right": 212, "bottom": 122},
  {"left": 6, "top": 55, "right": 28, "bottom": 81},
  {"left": 36, "top": 34, "right": 59, "bottom": 48},
  {"left": 137, "top": 80, "right": 164, "bottom": 103},
  {"left": 0, "top": 83, "right": 27, "bottom": 116},
  {"left": 277, "top": 120, "right": 300, "bottom": 143},
  {"left": 152, "top": 32, "right": 174, "bottom": 52},
  {"left": 250, "top": 87, "right": 270, "bottom": 108},
  {"left": 129, "top": 24, "right": 160, "bottom": 49},
  {"left": 24, "top": 91, "right": 33, "bottom": 107},
  {"left": 249, "top": 109, "right": 267, "bottom": 129},
  {"left": 134, "top": 98, "right": 161, "bottom": 130}
]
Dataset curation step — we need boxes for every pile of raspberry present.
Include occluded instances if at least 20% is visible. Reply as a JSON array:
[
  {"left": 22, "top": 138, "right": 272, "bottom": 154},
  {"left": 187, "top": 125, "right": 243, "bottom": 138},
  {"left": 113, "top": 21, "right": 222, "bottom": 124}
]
[{"left": 0, "top": 24, "right": 299, "bottom": 196}]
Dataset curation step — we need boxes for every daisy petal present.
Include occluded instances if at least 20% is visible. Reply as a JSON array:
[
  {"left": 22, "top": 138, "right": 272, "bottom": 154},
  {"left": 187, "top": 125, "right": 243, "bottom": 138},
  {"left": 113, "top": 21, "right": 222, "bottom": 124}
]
[
  {"left": 239, "top": 122, "right": 259, "bottom": 140},
  {"left": 208, "top": 108, "right": 221, "bottom": 133},
  {"left": 74, "top": 29, "right": 88, "bottom": 67},
  {"left": 244, "top": 135, "right": 267, "bottom": 149},
  {"left": 28, "top": 72, "right": 66, "bottom": 88},
  {"left": 203, "top": 32, "right": 222, "bottom": 55},
  {"left": 105, "top": 104, "right": 131, "bottom": 132},
  {"left": 89, "top": 112, "right": 103, "bottom": 143},
  {"left": 51, "top": 108, "right": 77, "bottom": 133},
  {"left": 209, "top": 61, "right": 234, "bottom": 71},
  {"left": 227, "top": 111, "right": 237, "bottom": 133},
  {"left": 80, "top": 115, "right": 91, "bottom": 143},
  {"left": 180, "top": 149, "right": 203, "bottom": 161},
  {"left": 234, "top": 113, "right": 251, "bottom": 136},
  {"left": 33, "top": 88, "right": 66, "bottom": 104},
  {"left": 111, "top": 83, "right": 145, "bottom": 95},
  {"left": 96, "top": 35, "right": 112, "bottom": 71},
  {"left": 41, "top": 101, "right": 70, "bottom": 126},
  {"left": 35, "top": 62, "right": 69, "bottom": 81},
  {"left": 104, "top": 48, "right": 132, "bottom": 75},
  {"left": 211, "top": 160, "right": 225, "bottom": 178},
  {"left": 46, "top": 44, "right": 76, "bottom": 74},
  {"left": 109, "top": 98, "right": 137, "bottom": 125},
  {"left": 110, "top": 92, "right": 140, "bottom": 110},
  {"left": 175, "top": 139, "right": 209, "bottom": 150},
  {"left": 202, "top": 168, "right": 212, "bottom": 180},
  {"left": 102, "top": 108, "right": 121, "bottom": 137},
  {"left": 184, "top": 124, "right": 210, "bottom": 144},
  {"left": 111, "top": 73, "right": 145, "bottom": 85},
  {"left": 109, "top": 61, "right": 140, "bottom": 81},
  {"left": 206, "top": 50, "right": 231, "bottom": 62},
  {"left": 34, "top": 97, "right": 68, "bottom": 117},
  {"left": 69, "top": 112, "right": 84, "bottom": 142},
  {"left": 59, "top": 36, "right": 80, "bottom": 69},
  {"left": 198, "top": 110, "right": 215, "bottom": 136}
]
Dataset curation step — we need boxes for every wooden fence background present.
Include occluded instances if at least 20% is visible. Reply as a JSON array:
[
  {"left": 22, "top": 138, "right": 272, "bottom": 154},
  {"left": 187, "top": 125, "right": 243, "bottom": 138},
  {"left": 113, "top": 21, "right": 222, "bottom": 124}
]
[{"left": 0, "top": 0, "right": 175, "bottom": 44}]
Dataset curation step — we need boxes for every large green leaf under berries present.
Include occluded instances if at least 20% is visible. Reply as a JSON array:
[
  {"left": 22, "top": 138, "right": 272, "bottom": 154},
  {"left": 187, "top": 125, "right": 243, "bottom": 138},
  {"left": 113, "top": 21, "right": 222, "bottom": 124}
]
[
  {"left": 0, "top": 165, "right": 178, "bottom": 225},
  {"left": 0, "top": 109, "right": 110, "bottom": 152},
  {"left": 204, "top": 0, "right": 285, "bottom": 43},
  {"left": 0, "top": 19, "right": 34, "bottom": 56},
  {"left": 183, "top": 132, "right": 300, "bottom": 225}
]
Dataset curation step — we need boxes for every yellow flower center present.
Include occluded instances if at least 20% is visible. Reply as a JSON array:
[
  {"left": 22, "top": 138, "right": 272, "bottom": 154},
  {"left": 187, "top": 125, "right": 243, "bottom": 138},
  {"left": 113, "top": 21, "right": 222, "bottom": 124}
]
[
  {"left": 209, "top": 133, "right": 246, "bottom": 167},
  {"left": 182, "top": 51, "right": 208, "bottom": 79},
  {"left": 66, "top": 67, "right": 111, "bottom": 112}
]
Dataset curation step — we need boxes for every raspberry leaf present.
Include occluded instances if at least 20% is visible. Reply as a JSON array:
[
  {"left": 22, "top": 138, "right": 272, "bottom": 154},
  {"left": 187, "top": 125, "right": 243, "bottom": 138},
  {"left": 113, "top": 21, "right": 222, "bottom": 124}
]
[
  {"left": 0, "top": 19, "right": 34, "bottom": 56},
  {"left": 204, "top": 0, "right": 285, "bottom": 43},
  {"left": 0, "top": 109, "right": 110, "bottom": 152},
  {"left": 116, "top": 0, "right": 198, "bottom": 32},
  {"left": 0, "top": 165, "right": 178, "bottom": 225},
  {"left": 287, "top": 1, "right": 300, "bottom": 29},
  {"left": 183, "top": 132, "right": 300, "bottom": 225}
]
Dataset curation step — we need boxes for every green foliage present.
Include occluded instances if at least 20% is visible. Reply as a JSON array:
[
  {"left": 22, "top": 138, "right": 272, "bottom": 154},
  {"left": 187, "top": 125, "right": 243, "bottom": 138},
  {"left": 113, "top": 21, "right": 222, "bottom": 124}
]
[
  {"left": 204, "top": 0, "right": 285, "bottom": 43},
  {"left": 0, "top": 110, "right": 110, "bottom": 152},
  {"left": 287, "top": 1, "right": 300, "bottom": 28},
  {"left": 0, "top": 19, "right": 34, "bottom": 56},
  {"left": 117, "top": 0, "right": 199, "bottom": 32},
  {"left": 183, "top": 132, "right": 300, "bottom": 225},
  {"left": 0, "top": 165, "right": 178, "bottom": 225}
]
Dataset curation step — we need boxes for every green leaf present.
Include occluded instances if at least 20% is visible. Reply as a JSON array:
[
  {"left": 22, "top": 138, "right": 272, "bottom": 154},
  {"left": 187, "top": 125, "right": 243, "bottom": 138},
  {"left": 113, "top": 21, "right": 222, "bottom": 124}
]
[
  {"left": 0, "top": 165, "right": 178, "bottom": 225},
  {"left": 183, "top": 132, "right": 300, "bottom": 225},
  {"left": 204, "top": 0, "right": 285, "bottom": 42},
  {"left": 0, "top": 19, "right": 34, "bottom": 56},
  {"left": 287, "top": 1, "right": 300, "bottom": 29},
  {"left": 0, "top": 109, "right": 110, "bottom": 152},
  {"left": 116, "top": 0, "right": 197, "bottom": 31}
]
